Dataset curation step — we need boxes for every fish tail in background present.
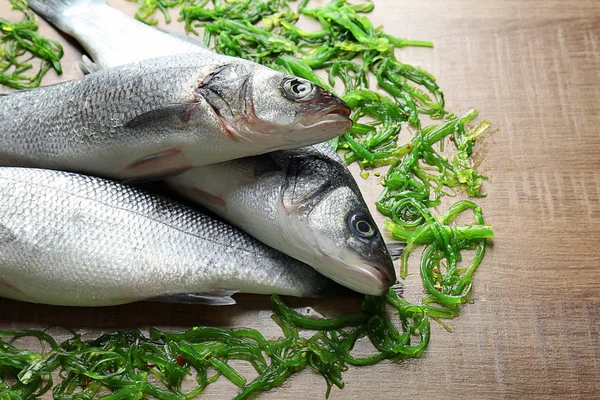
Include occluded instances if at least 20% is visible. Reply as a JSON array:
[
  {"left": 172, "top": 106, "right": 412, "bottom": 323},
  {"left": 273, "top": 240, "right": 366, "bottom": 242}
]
[
  {"left": 27, "top": 0, "right": 207, "bottom": 70},
  {"left": 26, "top": 0, "right": 106, "bottom": 33}
]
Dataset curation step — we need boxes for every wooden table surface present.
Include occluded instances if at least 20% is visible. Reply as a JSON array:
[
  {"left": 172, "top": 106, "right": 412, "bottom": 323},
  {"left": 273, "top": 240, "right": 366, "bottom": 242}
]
[{"left": 1, "top": 1, "right": 599, "bottom": 398}]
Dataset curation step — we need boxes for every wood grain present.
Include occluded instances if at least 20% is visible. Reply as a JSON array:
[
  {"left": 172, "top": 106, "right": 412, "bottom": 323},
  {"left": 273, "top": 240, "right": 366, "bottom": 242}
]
[{"left": 1, "top": 0, "right": 600, "bottom": 398}]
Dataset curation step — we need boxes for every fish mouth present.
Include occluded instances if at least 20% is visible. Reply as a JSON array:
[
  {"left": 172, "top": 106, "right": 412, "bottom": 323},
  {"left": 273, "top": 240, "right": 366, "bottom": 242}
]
[
  {"left": 346, "top": 263, "right": 395, "bottom": 296},
  {"left": 297, "top": 96, "right": 352, "bottom": 128},
  {"left": 277, "top": 214, "right": 394, "bottom": 296},
  {"left": 327, "top": 104, "right": 351, "bottom": 117},
  {"left": 299, "top": 108, "right": 353, "bottom": 130},
  {"left": 316, "top": 252, "right": 396, "bottom": 296}
]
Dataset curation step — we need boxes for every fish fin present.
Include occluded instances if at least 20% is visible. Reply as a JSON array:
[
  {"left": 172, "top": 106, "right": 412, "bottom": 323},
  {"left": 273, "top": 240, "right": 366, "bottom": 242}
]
[
  {"left": 149, "top": 291, "right": 238, "bottom": 306},
  {"left": 386, "top": 242, "right": 406, "bottom": 261},
  {"left": 79, "top": 55, "right": 100, "bottom": 75},
  {"left": 122, "top": 148, "right": 191, "bottom": 183},
  {"left": 27, "top": 0, "right": 107, "bottom": 31},
  {"left": 125, "top": 103, "right": 200, "bottom": 128},
  {"left": 0, "top": 280, "right": 28, "bottom": 302}
]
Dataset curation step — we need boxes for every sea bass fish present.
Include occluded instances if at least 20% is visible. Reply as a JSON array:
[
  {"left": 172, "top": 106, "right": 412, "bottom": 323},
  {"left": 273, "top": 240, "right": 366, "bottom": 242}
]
[
  {"left": 0, "top": 55, "right": 350, "bottom": 182},
  {"left": 167, "top": 144, "right": 397, "bottom": 295},
  {"left": 0, "top": 167, "right": 352, "bottom": 307},
  {"left": 27, "top": 0, "right": 398, "bottom": 295}
]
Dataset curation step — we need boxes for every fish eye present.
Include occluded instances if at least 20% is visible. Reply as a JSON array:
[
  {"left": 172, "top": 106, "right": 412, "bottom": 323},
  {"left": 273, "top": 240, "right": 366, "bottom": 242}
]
[
  {"left": 347, "top": 212, "right": 376, "bottom": 238},
  {"left": 282, "top": 77, "right": 316, "bottom": 101}
]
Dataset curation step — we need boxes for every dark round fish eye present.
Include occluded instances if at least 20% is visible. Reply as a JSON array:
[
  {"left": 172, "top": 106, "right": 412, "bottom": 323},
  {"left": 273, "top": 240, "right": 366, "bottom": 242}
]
[
  {"left": 282, "top": 77, "right": 316, "bottom": 101},
  {"left": 347, "top": 212, "right": 376, "bottom": 238}
]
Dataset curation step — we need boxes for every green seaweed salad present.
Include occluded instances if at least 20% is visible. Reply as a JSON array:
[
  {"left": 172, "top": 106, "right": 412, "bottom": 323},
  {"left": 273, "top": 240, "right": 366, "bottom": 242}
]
[
  {"left": 0, "top": 0, "right": 494, "bottom": 398},
  {"left": 0, "top": 0, "right": 62, "bottom": 89}
]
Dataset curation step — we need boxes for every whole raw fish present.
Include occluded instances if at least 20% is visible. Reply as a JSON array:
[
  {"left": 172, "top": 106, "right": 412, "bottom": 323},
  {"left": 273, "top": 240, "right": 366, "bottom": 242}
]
[
  {"left": 0, "top": 167, "right": 352, "bottom": 306},
  {"left": 0, "top": 52, "right": 350, "bottom": 181}
]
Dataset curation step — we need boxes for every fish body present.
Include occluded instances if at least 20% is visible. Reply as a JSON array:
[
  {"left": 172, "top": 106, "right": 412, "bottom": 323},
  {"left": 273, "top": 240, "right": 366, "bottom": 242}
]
[
  {"left": 1, "top": 2, "right": 351, "bottom": 181},
  {"left": 0, "top": 167, "right": 349, "bottom": 306},
  {"left": 27, "top": 0, "right": 396, "bottom": 295}
]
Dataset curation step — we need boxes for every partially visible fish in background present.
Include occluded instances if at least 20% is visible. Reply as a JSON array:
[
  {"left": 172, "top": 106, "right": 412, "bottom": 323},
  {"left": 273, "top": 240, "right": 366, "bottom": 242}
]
[
  {"left": 0, "top": 167, "right": 353, "bottom": 307},
  {"left": 28, "top": 0, "right": 211, "bottom": 71},
  {"left": 26, "top": 0, "right": 399, "bottom": 295}
]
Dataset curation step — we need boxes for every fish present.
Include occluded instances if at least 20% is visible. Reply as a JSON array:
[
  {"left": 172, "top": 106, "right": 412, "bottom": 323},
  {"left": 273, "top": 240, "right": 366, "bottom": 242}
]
[
  {"left": 167, "top": 144, "right": 397, "bottom": 295},
  {"left": 0, "top": 40, "right": 351, "bottom": 183},
  {"left": 0, "top": 167, "right": 353, "bottom": 307},
  {"left": 27, "top": 0, "right": 398, "bottom": 295}
]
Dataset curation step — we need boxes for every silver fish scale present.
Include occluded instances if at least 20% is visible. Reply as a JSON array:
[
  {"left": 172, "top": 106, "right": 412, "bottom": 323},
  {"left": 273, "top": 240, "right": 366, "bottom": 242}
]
[
  {"left": 0, "top": 168, "right": 335, "bottom": 306},
  {"left": 0, "top": 53, "right": 237, "bottom": 175}
]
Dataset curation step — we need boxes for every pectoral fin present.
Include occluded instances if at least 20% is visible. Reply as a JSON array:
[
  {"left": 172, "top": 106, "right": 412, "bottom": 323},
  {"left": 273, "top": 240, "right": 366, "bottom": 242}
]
[
  {"left": 149, "top": 291, "right": 238, "bottom": 306},
  {"left": 122, "top": 148, "right": 191, "bottom": 182},
  {"left": 0, "top": 280, "right": 28, "bottom": 302},
  {"left": 125, "top": 103, "right": 200, "bottom": 127}
]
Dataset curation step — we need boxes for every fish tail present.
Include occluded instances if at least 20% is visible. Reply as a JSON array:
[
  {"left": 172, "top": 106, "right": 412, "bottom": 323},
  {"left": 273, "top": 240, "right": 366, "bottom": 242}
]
[{"left": 27, "top": 0, "right": 106, "bottom": 33}]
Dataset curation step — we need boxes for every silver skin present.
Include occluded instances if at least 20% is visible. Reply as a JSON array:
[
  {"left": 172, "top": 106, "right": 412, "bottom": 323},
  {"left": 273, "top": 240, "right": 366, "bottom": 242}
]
[
  {"left": 27, "top": 0, "right": 396, "bottom": 295},
  {"left": 0, "top": 41, "right": 350, "bottom": 182},
  {"left": 0, "top": 167, "right": 352, "bottom": 307},
  {"left": 168, "top": 144, "right": 396, "bottom": 295}
]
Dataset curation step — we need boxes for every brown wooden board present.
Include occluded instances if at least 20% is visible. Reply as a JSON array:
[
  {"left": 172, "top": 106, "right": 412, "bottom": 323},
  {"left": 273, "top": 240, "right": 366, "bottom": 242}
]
[{"left": 1, "top": 0, "right": 599, "bottom": 398}]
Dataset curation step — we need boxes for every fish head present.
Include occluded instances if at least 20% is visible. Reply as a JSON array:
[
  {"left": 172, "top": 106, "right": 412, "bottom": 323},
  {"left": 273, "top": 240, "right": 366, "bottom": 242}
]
[
  {"left": 276, "top": 150, "right": 396, "bottom": 296},
  {"left": 196, "top": 64, "right": 351, "bottom": 148},
  {"left": 250, "top": 71, "right": 352, "bottom": 145}
]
